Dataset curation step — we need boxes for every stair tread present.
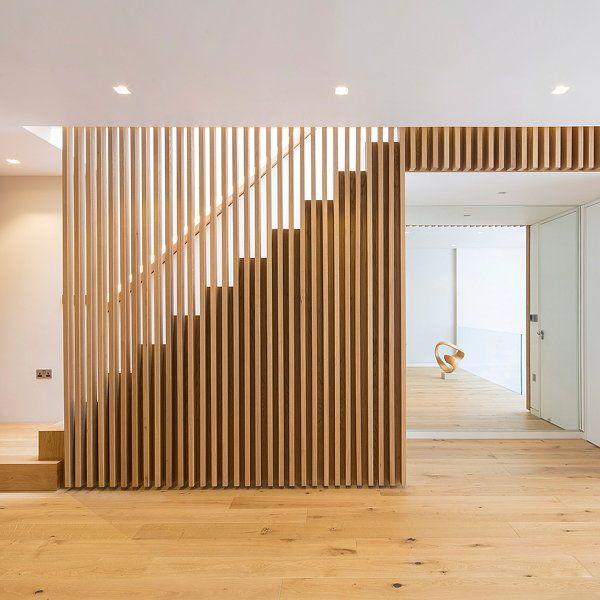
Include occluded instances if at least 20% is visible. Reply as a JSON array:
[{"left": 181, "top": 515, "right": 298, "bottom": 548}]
[{"left": 0, "top": 455, "right": 62, "bottom": 465}]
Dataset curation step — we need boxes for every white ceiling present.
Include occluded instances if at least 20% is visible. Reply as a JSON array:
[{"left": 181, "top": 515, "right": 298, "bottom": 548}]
[
  {"left": 406, "top": 172, "right": 600, "bottom": 206},
  {"left": 1, "top": 0, "right": 600, "bottom": 175},
  {"left": 406, "top": 205, "right": 574, "bottom": 226},
  {"left": 406, "top": 226, "right": 526, "bottom": 250},
  {"left": 406, "top": 171, "right": 600, "bottom": 225}
]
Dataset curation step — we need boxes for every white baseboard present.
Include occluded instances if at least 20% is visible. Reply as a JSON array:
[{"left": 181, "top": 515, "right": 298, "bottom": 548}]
[
  {"left": 406, "top": 363, "right": 437, "bottom": 368},
  {"left": 407, "top": 429, "right": 584, "bottom": 440}
]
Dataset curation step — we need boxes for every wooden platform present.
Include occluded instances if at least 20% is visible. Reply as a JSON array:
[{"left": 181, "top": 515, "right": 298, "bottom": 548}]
[
  {"left": 0, "top": 457, "right": 62, "bottom": 491},
  {"left": 0, "top": 423, "right": 63, "bottom": 491},
  {"left": 407, "top": 367, "right": 561, "bottom": 431},
  {"left": 0, "top": 432, "right": 600, "bottom": 598}
]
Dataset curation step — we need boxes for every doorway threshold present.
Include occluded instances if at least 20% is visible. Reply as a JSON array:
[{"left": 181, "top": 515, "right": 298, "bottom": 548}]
[{"left": 407, "top": 429, "right": 584, "bottom": 440}]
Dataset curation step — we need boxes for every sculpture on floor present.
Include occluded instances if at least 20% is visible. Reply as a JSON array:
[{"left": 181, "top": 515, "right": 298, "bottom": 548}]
[{"left": 435, "top": 341, "right": 465, "bottom": 379}]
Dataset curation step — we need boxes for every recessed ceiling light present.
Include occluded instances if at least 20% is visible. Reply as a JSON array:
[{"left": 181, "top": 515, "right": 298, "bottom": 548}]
[
  {"left": 551, "top": 85, "right": 570, "bottom": 95},
  {"left": 113, "top": 84, "right": 131, "bottom": 95},
  {"left": 335, "top": 85, "right": 349, "bottom": 96},
  {"left": 5, "top": 158, "right": 20, "bottom": 165}
]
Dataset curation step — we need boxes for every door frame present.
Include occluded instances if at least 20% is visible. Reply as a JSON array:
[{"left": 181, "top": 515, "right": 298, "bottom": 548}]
[
  {"left": 531, "top": 208, "right": 581, "bottom": 430},
  {"left": 580, "top": 198, "right": 600, "bottom": 441}
]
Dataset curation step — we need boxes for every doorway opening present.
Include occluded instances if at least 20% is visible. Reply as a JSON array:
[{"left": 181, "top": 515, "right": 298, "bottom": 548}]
[{"left": 405, "top": 171, "right": 592, "bottom": 435}]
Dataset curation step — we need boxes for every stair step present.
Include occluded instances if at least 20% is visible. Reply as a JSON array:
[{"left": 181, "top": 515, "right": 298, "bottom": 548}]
[
  {"left": 38, "top": 429, "right": 64, "bottom": 461},
  {"left": 0, "top": 456, "right": 63, "bottom": 491}
]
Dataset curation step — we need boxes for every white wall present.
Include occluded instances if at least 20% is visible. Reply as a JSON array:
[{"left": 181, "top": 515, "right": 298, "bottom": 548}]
[
  {"left": 457, "top": 245, "right": 526, "bottom": 393},
  {"left": 406, "top": 248, "right": 456, "bottom": 365},
  {"left": 584, "top": 201, "right": 600, "bottom": 446},
  {"left": 0, "top": 177, "right": 63, "bottom": 422},
  {"left": 457, "top": 247, "right": 526, "bottom": 334}
]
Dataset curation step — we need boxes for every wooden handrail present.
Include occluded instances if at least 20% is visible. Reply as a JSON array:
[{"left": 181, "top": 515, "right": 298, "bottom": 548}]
[{"left": 117, "top": 128, "right": 310, "bottom": 299}]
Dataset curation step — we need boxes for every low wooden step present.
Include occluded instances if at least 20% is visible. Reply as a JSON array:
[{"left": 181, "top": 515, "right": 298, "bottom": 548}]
[
  {"left": 38, "top": 428, "right": 64, "bottom": 461},
  {"left": 0, "top": 456, "right": 63, "bottom": 491}
]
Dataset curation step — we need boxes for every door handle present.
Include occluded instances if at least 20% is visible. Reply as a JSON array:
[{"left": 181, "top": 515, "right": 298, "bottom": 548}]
[{"left": 537, "top": 330, "right": 544, "bottom": 340}]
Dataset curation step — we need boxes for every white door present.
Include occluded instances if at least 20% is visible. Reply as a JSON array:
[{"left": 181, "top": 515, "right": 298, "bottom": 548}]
[
  {"left": 538, "top": 211, "right": 579, "bottom": 430},
  {"left": 584, "top": 202, "right": 600, "bottom": 445}
]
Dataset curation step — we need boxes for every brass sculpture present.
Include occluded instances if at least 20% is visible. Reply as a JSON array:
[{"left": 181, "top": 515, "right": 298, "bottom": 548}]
[{"left": 435, "top": 341, "right": 465, "bottom": 375}]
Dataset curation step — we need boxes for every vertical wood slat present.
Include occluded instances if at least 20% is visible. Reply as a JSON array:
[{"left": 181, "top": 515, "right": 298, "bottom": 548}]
[
  {"left": 119, "top": 128, "right": 130, "bottom": 488},
  {"left": 187, "top": 127, "right": 196, "bottom": 487},
  {"left": 86, "top": 128, "right": 97, "bottom": 487},
  {"left": 332, "top": 127, "right": 340, "bottom": 487},
  {"left": 198, "top": 129, "right": 208, "bottom": 487},
  {"left": 388, "top": 127, "right": 396, "bottom": 485},
  {"left": 398, "top": 127, "right": 407, "bottom": 486},
  {"left": 164, "top": 128, "right": 173, "bottom": 487},
  {"left": 253, "top": 128, "right": 263, "bottom": 487},
  {"left": 175, "top": 128, "right": 185, "bottom": 488},
  {"left": 266, "top": 127, "right": 274, "bottom": 488},
  {"left": 62, "top": 127, "right": 74, "bottom": 487},
  {"left": 129, "top": 127, "right": 140, "bottom": 487},
  {"left": 97, "top": 128, "right": 108, "bottom": 488},
  {"left": 299, "top": 129, "right": 307, "bottom": 487},
  {"left": 288, "top": 126, "right": 296, "bottom": 487},
  {"left": 243, "top": 127, "right": 251, "bottom": 487},
  {"left": 275, "top": 127, "right": 283, "bottom": 487},
  {"left": 209, "top": 128, "right": 218, "bottom": 487},
  {"left": 220, "top": 127, "right": 229, "bottom": 487},
  {"left": 321, "top": 127, "right": 330, "bottom": 488},
  {"left": 376, "top": 128, "right": 385, "bottom": 486},
  {"left": 194, "top": 127, "right": 209, "bottom": 487},
  {"left": 366, "top": 127, "right": 374, "bottom": 486},
  {"left": 231, "top": 128, "right": 240, "bottom": 488},
  {"left": 142, "top": 129, "right": 152, "bottom": 488},
  {"left": 108, "top": 128, "right": 118, "bottom": 488},
  {"left": 344, "top": 127, "right": 352, "bottom": 486},
  {"left": 310, "top": 127, "right": 318, "bottom": 487},
  {"left": 74, "top": 128, "right": 86, "bottom": 488},
  {"left": 354, "top": 127, "right": 362, "bottom": 486},
  {"left": 154, "top": 128, "right": 163, "bottom": 488}
]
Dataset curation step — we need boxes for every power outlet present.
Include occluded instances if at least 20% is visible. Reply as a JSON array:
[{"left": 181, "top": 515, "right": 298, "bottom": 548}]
[{"left": 36, "top": 369, "right": 53, "bottom": 380}]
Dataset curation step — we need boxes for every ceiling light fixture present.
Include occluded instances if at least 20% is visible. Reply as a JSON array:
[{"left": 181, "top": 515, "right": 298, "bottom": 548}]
[
  {"left": 551, "top": 85, "right": 570, "bottom": 95},
  {"left": 463, "top": 214, "right": 471, "bottom": 217},
  {"left": 5, "top": 158, "right": 20, "bottom": 165},
  {"left": 497, "top": 191, "right": 507, "bottom": 195},
  {"left": 335, "top": 85, "right": 349, "bottom": 96},
  {"left": 113, "top": 84, "right": 132, "bottom": 95}
]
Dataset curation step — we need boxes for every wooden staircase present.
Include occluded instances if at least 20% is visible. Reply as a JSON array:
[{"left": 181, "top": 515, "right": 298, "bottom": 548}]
[
  {"left": 0, "top": 425, "right": 64, "bottom": 491},
  {"left": 82, "top": 139, "right": 401, "bottom": 488}
]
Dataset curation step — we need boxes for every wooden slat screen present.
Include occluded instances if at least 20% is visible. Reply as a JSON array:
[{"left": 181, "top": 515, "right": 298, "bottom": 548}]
[
  {"left": 63, "top": 125, "right": 600, "bottom": 488},
  {"left": 402, "top": 126, "right": 600, "bottom": 172},
  {"left": 63, "top": 127, "right": 403, "bottom": 488}
]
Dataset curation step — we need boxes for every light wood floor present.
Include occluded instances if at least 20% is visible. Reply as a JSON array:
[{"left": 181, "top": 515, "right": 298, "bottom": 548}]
[
  {"left": 408, "top": 367, "right": 561, "bottom": 431},
  {"left": 2, "top": 425, "right": 600, "bottom": 598}
]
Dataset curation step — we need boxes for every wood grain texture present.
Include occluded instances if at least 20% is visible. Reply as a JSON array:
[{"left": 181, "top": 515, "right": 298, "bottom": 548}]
[
  {"left": 6, "top": 424, "right": 600, "bottom": 599},
  {"left": 402, "top": 126, "right": 600, "bottom": 171}
]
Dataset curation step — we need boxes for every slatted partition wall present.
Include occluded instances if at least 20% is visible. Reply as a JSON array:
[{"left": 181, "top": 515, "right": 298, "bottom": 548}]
[
  {"left": 63, "top": 127, "right": 403, "bottom": 489},
  {"left": 63, "top": 125, "right": 600, "bottom": 489}
]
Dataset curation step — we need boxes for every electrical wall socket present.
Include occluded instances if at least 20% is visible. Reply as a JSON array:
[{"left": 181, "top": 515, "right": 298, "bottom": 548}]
[{"left": 36, "top": 369, "right": 52, "bottom": 380}]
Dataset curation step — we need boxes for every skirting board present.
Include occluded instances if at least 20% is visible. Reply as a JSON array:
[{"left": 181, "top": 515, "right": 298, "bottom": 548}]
[{"left": 408, "top": 430, "right": 585, "bottom": 440}]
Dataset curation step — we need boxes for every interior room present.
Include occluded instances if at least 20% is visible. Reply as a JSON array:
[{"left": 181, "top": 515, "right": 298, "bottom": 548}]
[
  {"left": 405, "top": 171, "right": 600, "bottom": 435},
  {"left": 3, "top": 2, "right": 600, "bottom": 599}
]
